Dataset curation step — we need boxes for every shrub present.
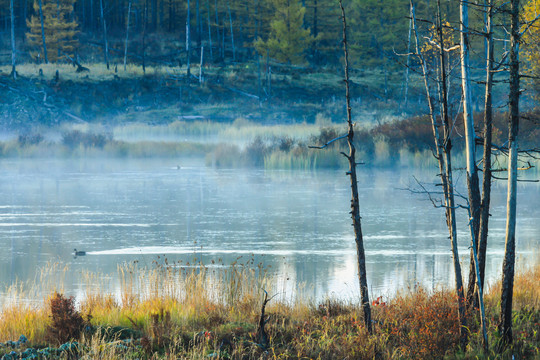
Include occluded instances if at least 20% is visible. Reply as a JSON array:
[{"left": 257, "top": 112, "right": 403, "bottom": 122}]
[
  {"left": 310, "top": 127, "right": 341, "bottom": 148},
  {"left": 245, "top": 136, "right": 269, "bottom": 166},
  {"left": 46, "top": 292, "right": 88, "bottom": 345},
  {"left": 18, "top": 133, "right": 44, "bottom": 147},
  {"left": 62, "top": 130, "right": 111, "bottom": 149}
]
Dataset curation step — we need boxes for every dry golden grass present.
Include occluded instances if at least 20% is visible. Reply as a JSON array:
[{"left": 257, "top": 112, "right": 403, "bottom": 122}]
[{"left": 0, "top": 260, "right": 538, "bottom": 358}]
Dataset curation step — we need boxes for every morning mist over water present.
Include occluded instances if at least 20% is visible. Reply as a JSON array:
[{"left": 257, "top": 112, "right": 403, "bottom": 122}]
[{"left": 1, "top": 157, "right": 538, "bottom": 301}]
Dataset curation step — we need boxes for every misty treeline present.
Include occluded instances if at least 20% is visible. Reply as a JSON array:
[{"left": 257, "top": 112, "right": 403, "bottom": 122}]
[
  {"left": 1, "top": 0, "right": 538, "bottom": 73},
  {"left": 4, "top": 0, "right": 417, "bottom": 66}
]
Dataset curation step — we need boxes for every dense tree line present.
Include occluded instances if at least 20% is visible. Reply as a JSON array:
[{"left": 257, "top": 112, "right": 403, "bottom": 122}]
[{"left": 1, "top": 0, "right": 524, "bottom": 69}]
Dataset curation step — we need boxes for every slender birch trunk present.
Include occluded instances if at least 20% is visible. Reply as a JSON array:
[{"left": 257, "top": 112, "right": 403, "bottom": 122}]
[
  {"left": 403, "top": 2, "right": 413, "bottom": 107},
  {"left": 412, "top": 0, "right": 467, "bottom": 347},
  {"left": 466, "top": 205, "right": 488, "bottom": 351},
  {"left": 199, "top": 46, "right": 204, "bottom": 83},
  {"left": 478, "top": 0, "right": 494, "bottom": 300},
  {"left": 461, "top": 0, "right": 482, "bottom": 307},
  {"left": 339, "top": 0, "right": 371, "bottom": 334},
  {"left": 500, "top": 0, "right": 520, "bottom": 346}
]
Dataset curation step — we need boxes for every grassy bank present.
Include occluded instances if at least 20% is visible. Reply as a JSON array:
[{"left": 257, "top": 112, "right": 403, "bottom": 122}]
[
  {"left": 0, "top": 63, "right": 409, "bottom": 131},
  {"left": 4, "top": 111, "right": 540, "bottom": 174},
  {"left": 0, "top": 260, "right": 538, "bottom": 359}
]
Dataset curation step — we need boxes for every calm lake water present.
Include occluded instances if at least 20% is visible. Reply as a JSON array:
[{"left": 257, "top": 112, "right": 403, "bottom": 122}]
[{"left": 0, "top": 158, "right": 538, "bottom": 301}]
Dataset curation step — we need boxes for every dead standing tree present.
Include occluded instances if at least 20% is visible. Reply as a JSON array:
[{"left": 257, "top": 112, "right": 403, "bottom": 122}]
[
  {"left": 409, "top": 0, "right": 467, "bottom": 347},
  {"left": 499, "top": 0, "right": 520, "bottom": 346},
  {"left": 309, "top": 0, "right": 372, "bottom": 334},
  {"left": 460, "top": 0, "right": 483, "bottom": 308},
  {"left": 477, "top": 0, "right": 495, "bottom": 309}
]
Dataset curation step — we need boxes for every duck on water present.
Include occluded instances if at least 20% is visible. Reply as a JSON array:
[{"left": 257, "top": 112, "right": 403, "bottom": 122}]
[{"left": 73, "top": 249, "right": 86, "bottom": 257}]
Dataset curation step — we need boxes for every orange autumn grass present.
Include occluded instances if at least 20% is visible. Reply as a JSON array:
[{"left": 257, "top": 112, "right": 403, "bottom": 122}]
[{"left": 0, "top": 259, "right": 538, "bottom": 359}]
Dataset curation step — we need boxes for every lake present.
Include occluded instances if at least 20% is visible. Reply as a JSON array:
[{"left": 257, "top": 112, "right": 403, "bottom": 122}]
[{"left": 0, "top": 158, "right": 538, "bottom": 302}]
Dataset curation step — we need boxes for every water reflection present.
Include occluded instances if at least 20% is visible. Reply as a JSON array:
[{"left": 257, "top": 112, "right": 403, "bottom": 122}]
[{"left": 0, "top": 158, "right": 538, "bottom": 302}]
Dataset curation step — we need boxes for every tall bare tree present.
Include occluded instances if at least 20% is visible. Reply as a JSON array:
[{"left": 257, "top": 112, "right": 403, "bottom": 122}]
[
  {"left": 411, "top": 0, "right": 467, "bottom": 347},
  {"left": 227, "top": 0, "right": 235, "bottom": 61},
  {"left": 339, "top": 0, "right": 371, "bottom": 333},
  {"left": 500, "top": 0, "right": 520, "bottom": 346},
  {"left": 478, "top": 0, "right": 495, "bottom": 305},
  {"left": 206, "top": 0, "right": 214, "bottom": 60},
  {"left": 460, "top": 0, "right": 482, "bottom": 307},
  {"left": 309, "top": 1, "right": 372, "bottom": 333},
  {"left": 100, "top": 0, "right": 110, "bottom": 69},
  {"left": 123, "top": 0, "right": 132, "bottom": 71}
]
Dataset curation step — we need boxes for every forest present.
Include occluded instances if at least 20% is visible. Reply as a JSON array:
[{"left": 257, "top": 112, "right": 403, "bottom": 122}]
[{"left": 0, "top": 0, "right": 539, "bottom": 359}]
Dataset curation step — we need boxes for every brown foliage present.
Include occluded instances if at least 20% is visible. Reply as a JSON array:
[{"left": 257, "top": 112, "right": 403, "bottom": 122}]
[
  {"left": 46, "top": 292, "right": 88, "bottom": 345},
  {"left": 378, "top": 289, "right": 461, "bottom": 358}
]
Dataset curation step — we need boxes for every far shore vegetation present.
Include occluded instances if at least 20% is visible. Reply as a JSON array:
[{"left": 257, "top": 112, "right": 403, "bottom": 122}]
[
  {"left": 0, "top": 259, "right": 538, "bottom": 359},
  {"left": 1, "top": 110, "right": 539, "bottom": 173}
]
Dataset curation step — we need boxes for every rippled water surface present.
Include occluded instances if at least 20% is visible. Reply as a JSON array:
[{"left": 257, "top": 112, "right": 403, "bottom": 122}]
[{"left": 0, "top": 158, "right": 538, "bottom": 300}]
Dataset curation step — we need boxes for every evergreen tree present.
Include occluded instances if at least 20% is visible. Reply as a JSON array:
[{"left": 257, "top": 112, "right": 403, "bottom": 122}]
[
  {"left": 348, "top": 0, "right": 409, "bottom": 67},
  {"left": 522, "top": 0, "right": 540, "bottom": 98},
  {"left": 305, "top": 0, "right": 340, "bottom": 65},
  {"left": 26, "top": 0, "right": 79, "bottom": 62},
  {"left": 255, "top": 0, "right": 314, "bottom": 64}
]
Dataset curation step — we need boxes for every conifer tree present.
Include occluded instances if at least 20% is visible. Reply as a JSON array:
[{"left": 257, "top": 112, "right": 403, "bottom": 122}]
[
  {"left": 255, "top": 0, "right": 314, "bottom": 64},
  {"left": 523, "top": 0, "right": 540, "bottom": 98},
  {"left": 26, "top": 0, "right": 79, "bottom": 62}
]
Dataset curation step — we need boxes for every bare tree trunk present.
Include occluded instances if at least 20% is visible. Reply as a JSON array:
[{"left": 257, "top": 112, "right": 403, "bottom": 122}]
[
  {"left": 100, "top": 0, "right": 110, "bottom": 69},
  {"left": 478, "top": 0, "right": 494, "bottom": 295},
  {"left": 199, "top": 46, "right": 204, "bottom": 83},
  {"left": 227, "top": 0, "right": 235, "bottom": 62},
  {"left": 90, "top": 0, "right": 94, "bottom": 31},
  {"left": 434, "top": 7, "right": 467, "bottom": 348},
  {"left": 186, "top": 0, "right": 191, "bottom": 78},
  {"left": 38, "top": 0, "right": 48, "bottom": 63},
  {"left": 124, "top": 0, "right": 132, "bottom": 71},
  {"left": 151, "top": 0, "right": 157, "bottom": 30},
  {"left": 206, "top": 0, "right": 213, "bottom": 60},
  {"left": 339, "top": 0, "right": 372, "bottom": 334},
  {"left": 412, "top": 0, "right": 467, "bottom": 347},
  {"left": 266, "top": 50, "right": 271, "bottom": 97},
  {"left": 500, "top": 0, "right": 520, "bottom": 346},
  {"left": 214, "top": 0, "right": 221, "bottom": 60},
  {"left": 461, "top": 0, "right": 482, "bottom": 307},
  {"left": 23, "top": 0, "right": 29, "bottom": 35},
  {"left": 10, "top": 0, "right": 16, "bottom": 79},
  {"left": 466, "top": 205, "right": 488, "bottom": 351},
  {"left": 196, "top": 0, "right": 201, "bottom": 52},
  {"left": 257, "top": 53, "right": 262, "bottom": 101},
  {"left": 142, "top": 0, "right": 147, "bottom": 74},
  {"left": 402, "top": 1, "right": 413, "bottom": 108}
]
